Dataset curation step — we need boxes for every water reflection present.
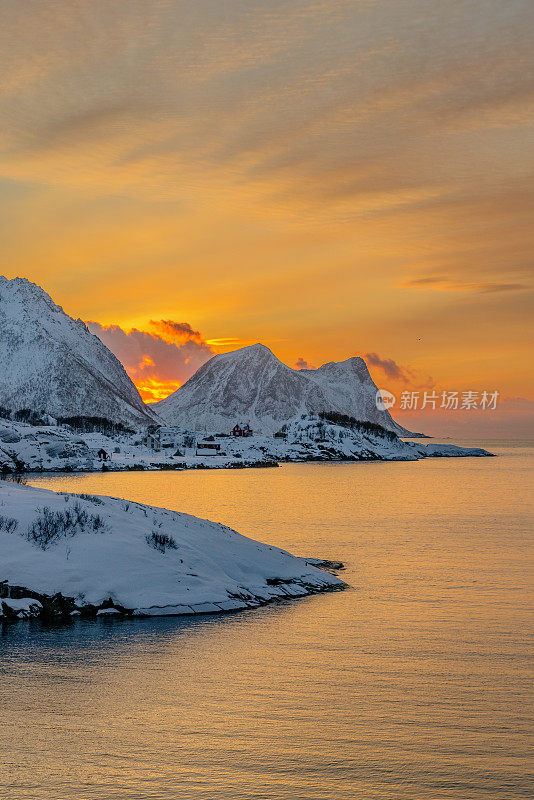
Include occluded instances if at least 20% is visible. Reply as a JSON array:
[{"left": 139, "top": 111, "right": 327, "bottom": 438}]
[{"left": 1, "top": 444, "right": 532, "bottom": 799}]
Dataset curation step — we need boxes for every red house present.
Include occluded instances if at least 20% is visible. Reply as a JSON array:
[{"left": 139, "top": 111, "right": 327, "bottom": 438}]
[{"left": 232, "top": 423, "right": 253, "bottom": 437}]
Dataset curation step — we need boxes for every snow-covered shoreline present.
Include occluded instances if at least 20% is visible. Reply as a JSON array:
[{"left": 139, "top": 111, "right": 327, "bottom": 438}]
[
  {"left": 0, "top": 415, "right": 493, "bottom": 476},
  {"left": 0, "top": 482, "right": 346, "bottom": 624}
]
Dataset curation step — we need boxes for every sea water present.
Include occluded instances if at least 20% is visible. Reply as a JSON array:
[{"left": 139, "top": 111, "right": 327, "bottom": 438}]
[{"left": 1, "top": 440, "right": 532, "bottom": 799}]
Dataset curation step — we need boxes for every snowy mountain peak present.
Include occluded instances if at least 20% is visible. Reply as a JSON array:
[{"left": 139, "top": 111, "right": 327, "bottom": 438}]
[
  {"left": 0, "top": 276, "right": 156, "bottom": 428},
  {"left": 235, "top": 342, "right": 270, "bottom": 354},
  {"left": 153, "top": 343, "right": 417, "bottom": 436},
  {"left": 304, "top": 355, "right": 370, "bottom": 381},
  {"left": 217, "top": 342, "right": 282, "bottom": 365},
  {"left": 0, "top": 275, "right": 61, "bottom": 312}
]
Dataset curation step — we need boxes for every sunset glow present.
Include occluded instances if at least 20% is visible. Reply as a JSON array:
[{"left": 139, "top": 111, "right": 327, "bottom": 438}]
[
  {"left": 135, "top": 377, "right": 182, "bottom": 404},
  {"left": 0, "top": 0, "right": 531, "bottom": 432}
]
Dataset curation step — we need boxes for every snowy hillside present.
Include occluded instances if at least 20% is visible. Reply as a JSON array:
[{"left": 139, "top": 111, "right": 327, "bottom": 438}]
[
  {"left": 152, "top": 343, "right": 417, "bottom": 435},
  {"left": 0, "top": 277, "right": 156, "bottom": 428},
  {"left": 302, "top": 358, "right": 417, "bottom": 436},
  {"left": 0, "top": 481, "right": 344, "bottom": 619}
]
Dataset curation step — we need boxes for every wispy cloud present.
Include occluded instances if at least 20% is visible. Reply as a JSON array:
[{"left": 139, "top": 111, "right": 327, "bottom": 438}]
[
  {"left": 402, "top": 276, "right": 527, "bottom": 293},
  {"left": 363, "top": 352, "right": 412, "bottom": 383},
  {"left": 1, "top": 0, "right": 532, "bottom": 210},
  {"left": 361, "top": 352, "right": 434, "bottom": 391}
]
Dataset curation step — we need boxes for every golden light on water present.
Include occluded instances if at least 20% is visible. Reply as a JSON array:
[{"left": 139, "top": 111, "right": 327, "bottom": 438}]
[{"left": 20, "top": 453, "right": 532, "bottom": 799}]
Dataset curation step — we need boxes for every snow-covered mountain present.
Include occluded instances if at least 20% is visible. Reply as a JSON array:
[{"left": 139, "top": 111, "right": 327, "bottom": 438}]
[
  {"left": 0, "top": 276, "right": 156, "bottom": 428},
  {"left": 301, "top": 357, "right": 417, "bottom": 435},
  {"left": 152, "top": 343, "right": 418, "bottom": 435},
  {"left": 152, "top": 343, "right": 320, "bottom": 433}
]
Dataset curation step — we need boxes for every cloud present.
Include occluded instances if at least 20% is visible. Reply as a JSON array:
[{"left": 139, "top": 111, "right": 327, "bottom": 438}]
[
  {"left": 150, "top": 319, "right": 204, "bottom": 343},
  {"left": 87, "top": 320, "right": 213, "bottom": 402},
  {"left": 402, "top": 276, "right": 527, "bottom": 293},
  {"left": 0, "top": 0, "right": 531, "bottom": 404},
  {"left": 362, "top": 352, "right": 434, "bottom": 390},
  {"left": 362, "top": 352, "right": 412, "bottom": 383},
  {"left": 1, "top": 0, "right": 532, "bottom": 213},
  {"left": 294, "top": 356, "right": 314, "bottom": 370},
  {"left": 205, "top": 337, "right": 250, "bottom": 349}
]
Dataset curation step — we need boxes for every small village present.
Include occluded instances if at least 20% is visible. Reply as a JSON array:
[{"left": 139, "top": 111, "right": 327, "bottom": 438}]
[
  {"left": 0, "top": 414, "right": 490, "bottom": 476},
  {"left": 141, "top": 421, "right": 254, "bottom": 457}
]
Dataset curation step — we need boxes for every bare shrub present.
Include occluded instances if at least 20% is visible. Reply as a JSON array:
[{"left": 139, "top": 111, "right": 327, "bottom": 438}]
[
  {"left": 91, "top": 514, "right": 107, "bottom": 531},
  {"left": 0, "top": 515, "right": 18, "bottom": 534},
  {"left": 27, "top": 507, "right": 66, "bottom": 549},
  {"left": 145, "top": 530, "right": 178, "bottom": 554},
  {"left": 77, "top": 493, "right": 104, "bottom": 505},
  {"left": 27, "top": 501, "right": 109, "bottom": 550}
]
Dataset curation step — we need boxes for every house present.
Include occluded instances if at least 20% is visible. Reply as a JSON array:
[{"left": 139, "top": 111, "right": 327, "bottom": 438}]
[
  {"left": 159, "top": 427, "right": 182, "bottom": 448},
  {"left": 143, "top": 431, "right": 161, "bottom": 451},
  {"left": 196, "top": 441, "right": 221, "bottom": 455},
  {"left": 232, "top": 423, "right": 253, "bottom": 437},
  {"left": 97, "top": 448, "right": 108, "bottom": 461},
  {"left": 142, "top": 426, "right": 184, "bottom": 451}
]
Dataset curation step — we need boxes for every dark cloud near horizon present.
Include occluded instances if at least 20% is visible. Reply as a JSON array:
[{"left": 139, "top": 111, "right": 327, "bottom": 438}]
[
  {"left": 363, "top": 352, "right": 411, "bottom": 384},
  {"left": 362, "top": 351, "right": 434, "bottom": 390},
  {"left": 294, "top": 356, "right": 314, "bottom": 370}
]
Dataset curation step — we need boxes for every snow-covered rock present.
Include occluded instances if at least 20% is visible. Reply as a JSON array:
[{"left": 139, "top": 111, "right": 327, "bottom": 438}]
[
  {"left": 151, "top": 343, "right": 418, "bottom": 436},
  {"left": 0, "top": 482, "right": 344, "bottom": 618},
  {"left": 407, "top": 442, "right": 494, "bottom": 458},
  {"left": 276, "top": 415, "right": 418, "bottom": 460},
  {"left": 0, "top": 596, "right": 42, "bottom": 619},
  {"left": 0, "top": 276, "right": 156, "bottom": 428}
]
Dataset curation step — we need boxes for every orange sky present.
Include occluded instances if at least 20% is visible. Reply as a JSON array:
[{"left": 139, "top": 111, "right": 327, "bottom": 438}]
[{"left": 0, "top": 1, "right": 533, "bottom": 422}]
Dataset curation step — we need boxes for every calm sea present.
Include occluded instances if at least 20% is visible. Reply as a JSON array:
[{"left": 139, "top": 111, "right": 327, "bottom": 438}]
[{"left": 1, "top": 439, "right": 532, "bottom": 800}]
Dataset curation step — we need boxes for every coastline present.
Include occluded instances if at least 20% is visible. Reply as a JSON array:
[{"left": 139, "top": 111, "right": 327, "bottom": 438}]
[{"left": 0, "top": 481, "right": 346, "bottom": 626}]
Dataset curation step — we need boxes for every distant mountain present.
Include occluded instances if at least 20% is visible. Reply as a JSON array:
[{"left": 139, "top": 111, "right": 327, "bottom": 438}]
[
  {"left": 0, "top": 277, "right": 156, "bottom": 428},
  {"left": 152, "top": 343, "right": 419, "bottom": 436}
]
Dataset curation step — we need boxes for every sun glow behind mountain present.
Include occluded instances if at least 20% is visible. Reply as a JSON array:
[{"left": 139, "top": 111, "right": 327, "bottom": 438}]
[
  {"left": 135, "top": 377, "right": 182, "bottom": 404},
  {"left": 0, "top": 1, "right": 531, "bottom": 429}
]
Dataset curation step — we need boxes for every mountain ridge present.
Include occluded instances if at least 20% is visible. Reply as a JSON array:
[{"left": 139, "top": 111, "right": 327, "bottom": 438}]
[
  {"left": 0, "top": 278, "right": 422, "bottom": 436},
  {"left": 152, "top": 342, "right": 419, "bottom": 436},
  {"left": 0, "top": 276, "right": 156, "bottom": 427}
]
